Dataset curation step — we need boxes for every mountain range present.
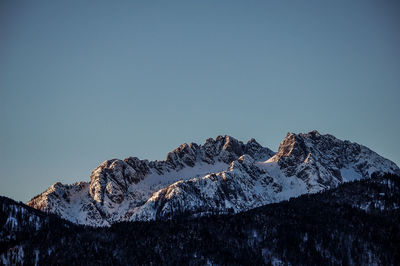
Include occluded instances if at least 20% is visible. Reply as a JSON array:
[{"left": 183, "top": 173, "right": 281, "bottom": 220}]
[{"left": 26, "top": 130, "right": 400, "bottom": 226}]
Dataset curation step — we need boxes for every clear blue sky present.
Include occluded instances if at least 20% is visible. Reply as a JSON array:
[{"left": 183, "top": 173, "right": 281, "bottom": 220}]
[{"left": 1, "top": 0, "right": 399, "bottom": 202}]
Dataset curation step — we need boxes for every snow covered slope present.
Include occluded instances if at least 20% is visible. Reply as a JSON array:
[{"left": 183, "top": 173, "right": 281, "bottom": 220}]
[
  {"left": 27, "top": 131, "right": 399, "bottom": 225},
  {"left": 27, "top": 136, "right": 274, "bottom": 226}
]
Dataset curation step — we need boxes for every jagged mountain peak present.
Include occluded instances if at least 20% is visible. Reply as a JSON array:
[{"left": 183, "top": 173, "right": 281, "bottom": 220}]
[
  {"left": 267, "top": 130, "right": 399, "bottom": 188},
  {"left": 270, "top": 130, "right": 347, "bottom": 161},
  {"left": 164, "top": 135, "right": 273, "bottom": 166},
  {"left": 299, "top": 129, "right": 322, "bottom": 138}
]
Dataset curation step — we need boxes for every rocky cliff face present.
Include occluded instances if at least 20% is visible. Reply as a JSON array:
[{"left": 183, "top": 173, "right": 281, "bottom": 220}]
[{"left": 27, "top": 131, "right": 399, "bottom": 226}]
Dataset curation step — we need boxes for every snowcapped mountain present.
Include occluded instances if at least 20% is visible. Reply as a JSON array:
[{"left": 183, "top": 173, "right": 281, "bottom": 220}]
[
  {"left": 27, "top": 136, "right": 274, "bottom": 226},
  {"left": 27, "top": 131, "right": 399, "bottom": 226},
  {"left": 131, "top": 130, "right": 400, "bottom": 220}
]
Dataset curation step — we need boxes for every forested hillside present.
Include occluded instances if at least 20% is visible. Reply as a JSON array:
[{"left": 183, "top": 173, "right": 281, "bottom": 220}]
[{"left": 1, "top": 173, "right": 400, "bottom": 265}]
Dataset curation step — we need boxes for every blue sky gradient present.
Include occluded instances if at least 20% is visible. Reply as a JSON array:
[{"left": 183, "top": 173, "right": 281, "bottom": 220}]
[{"left": 1, "top": 0, "right": 399, "bottom": 201}]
